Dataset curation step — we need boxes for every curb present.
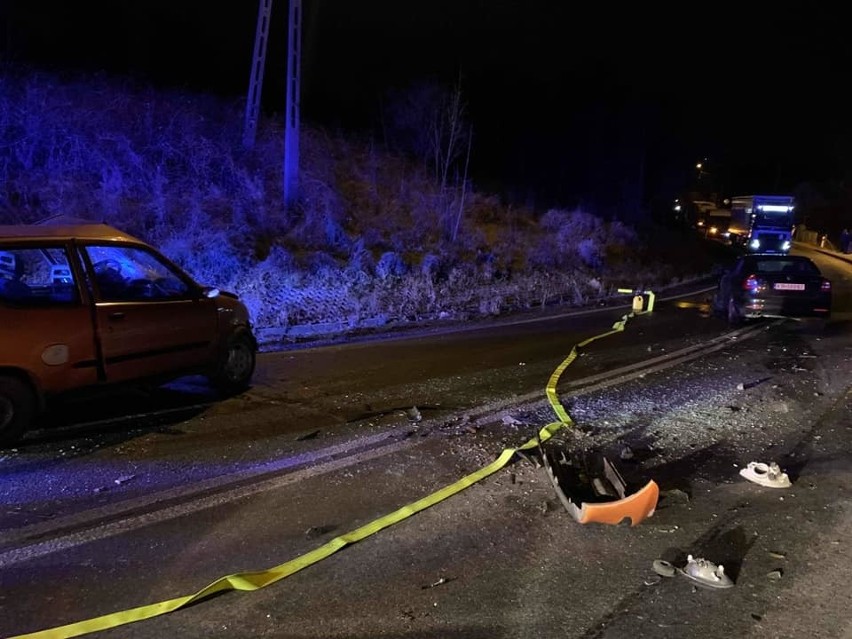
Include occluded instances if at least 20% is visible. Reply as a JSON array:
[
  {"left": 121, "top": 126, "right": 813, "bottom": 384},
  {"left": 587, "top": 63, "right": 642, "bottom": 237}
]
[
  {"left": 255, "top": 273, "right": 716, "bottom": 349},
  {"left": 800, "top": 243, "right": 852, "bottom": 267}
]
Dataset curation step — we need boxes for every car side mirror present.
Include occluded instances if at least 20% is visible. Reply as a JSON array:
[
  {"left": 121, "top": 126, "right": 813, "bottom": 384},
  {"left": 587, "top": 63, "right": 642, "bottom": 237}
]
[{"left": 202, "top": 287, "right": 220, "bottom": 299}]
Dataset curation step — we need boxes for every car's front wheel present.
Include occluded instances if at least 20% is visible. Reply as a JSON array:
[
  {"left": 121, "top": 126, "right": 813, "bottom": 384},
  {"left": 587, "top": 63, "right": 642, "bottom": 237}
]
[
  {"left": 209, "top": 332, "right": 256, "bottom": 395},
  {"left": 0, "top": 376, "right": 36, "bottom": 447}
]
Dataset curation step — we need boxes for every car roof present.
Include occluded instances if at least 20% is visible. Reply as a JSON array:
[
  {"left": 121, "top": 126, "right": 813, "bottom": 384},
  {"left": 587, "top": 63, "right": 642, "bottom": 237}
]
[{"left": 0, "top": 222, "right": 143, "bottom": 243}]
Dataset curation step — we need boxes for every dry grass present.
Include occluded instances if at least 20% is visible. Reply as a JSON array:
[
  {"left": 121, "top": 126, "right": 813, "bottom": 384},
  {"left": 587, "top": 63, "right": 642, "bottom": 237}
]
[{"left": 0, "top": 68, "right": 714, "bottom": 336}]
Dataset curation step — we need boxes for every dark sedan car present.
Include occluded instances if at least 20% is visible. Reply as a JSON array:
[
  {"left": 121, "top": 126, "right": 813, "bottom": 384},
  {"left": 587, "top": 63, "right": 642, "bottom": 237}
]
[{"left": 713, "top": 254, "right": 831, "bottom": 326}]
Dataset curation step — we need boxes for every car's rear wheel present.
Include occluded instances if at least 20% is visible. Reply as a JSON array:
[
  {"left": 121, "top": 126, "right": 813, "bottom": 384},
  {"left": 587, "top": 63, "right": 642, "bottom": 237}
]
[
  {"left": 727, "top": 296, "right": 743, "bottom": 327},
  {"left": 209, "top": 332, "right": 256, "bottom": 395},
  {"left": 0, "top": 376, "right": 36, "bottom": 447}
]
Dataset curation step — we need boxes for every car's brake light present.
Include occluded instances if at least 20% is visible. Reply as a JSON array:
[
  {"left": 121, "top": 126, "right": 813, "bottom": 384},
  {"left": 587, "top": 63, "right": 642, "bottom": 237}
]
[
  {"left": 742, "top": 274, "right": 761, "bottom": 292},
  {"left": 821, "top": 279, "right": 831, "bottom": 292}
]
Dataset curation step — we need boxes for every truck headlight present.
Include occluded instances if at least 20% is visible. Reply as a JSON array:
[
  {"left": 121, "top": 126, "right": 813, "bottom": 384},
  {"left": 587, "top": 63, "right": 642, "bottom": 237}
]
[
  {"left": 750, "top": 239, "right": 761, "bottom": 250},
  {"left": 782, "top": 241, "right": 791, "bottom": 251}
]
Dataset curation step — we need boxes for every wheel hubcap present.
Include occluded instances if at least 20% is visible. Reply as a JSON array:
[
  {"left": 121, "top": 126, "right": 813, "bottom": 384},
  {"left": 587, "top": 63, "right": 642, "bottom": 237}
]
[{"left": 226, "top": 344, "right": 253, "bottom": 381}]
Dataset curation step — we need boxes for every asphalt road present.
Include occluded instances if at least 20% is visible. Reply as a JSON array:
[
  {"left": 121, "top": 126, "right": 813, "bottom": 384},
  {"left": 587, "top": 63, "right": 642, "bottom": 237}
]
[{"left": 1, "top": 243, "right": 851, "bottom": 639}]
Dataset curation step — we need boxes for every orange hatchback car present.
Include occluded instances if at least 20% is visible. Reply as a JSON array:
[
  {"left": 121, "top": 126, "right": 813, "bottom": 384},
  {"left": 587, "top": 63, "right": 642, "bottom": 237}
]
[{"left": 0, "top": 221, "right": 257, "bottom": 445}]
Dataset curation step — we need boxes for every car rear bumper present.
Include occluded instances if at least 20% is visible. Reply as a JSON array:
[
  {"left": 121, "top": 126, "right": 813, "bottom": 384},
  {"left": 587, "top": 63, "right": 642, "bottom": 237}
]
[{"left": 740, "top": 296, "right": 831, "bottom": 319}]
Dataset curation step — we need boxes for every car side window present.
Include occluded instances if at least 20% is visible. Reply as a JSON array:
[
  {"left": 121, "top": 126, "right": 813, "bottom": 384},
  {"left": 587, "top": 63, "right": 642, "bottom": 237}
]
[
  {"left": 0, "top": 247, "right": 80, "bottom": 306},
  {"left": 84, "top": 245, "right": 193, "bottom": 302}
]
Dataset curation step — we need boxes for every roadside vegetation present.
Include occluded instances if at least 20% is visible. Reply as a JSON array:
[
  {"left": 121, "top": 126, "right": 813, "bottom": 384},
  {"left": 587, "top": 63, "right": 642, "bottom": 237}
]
[{"left": 0, "top": 68, "right": 718, "bottom": 340}]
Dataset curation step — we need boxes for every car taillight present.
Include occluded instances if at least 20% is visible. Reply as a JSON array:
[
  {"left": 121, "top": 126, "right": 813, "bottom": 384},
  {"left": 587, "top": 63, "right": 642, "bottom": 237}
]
[
  {"left": 742, "top": 274, "right": 761, "bottom": 292},
  {"left": 821, "top": 279, "right": 831, "bottom": 292}
]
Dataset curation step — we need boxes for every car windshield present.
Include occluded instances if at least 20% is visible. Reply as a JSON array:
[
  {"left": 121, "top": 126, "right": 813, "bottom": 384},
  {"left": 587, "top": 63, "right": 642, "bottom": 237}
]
[
  {"left": 753, "top": 210, "right": 792, "bottom": 226},
  {"left": 749, "top": 258, "right": 820, "bottom": 275}
]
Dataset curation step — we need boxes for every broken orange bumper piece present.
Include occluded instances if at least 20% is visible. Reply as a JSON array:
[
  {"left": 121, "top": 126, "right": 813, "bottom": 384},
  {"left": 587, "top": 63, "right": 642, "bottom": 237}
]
[{"left": 542, "top": 450, "right": 659, "bottom": 527}]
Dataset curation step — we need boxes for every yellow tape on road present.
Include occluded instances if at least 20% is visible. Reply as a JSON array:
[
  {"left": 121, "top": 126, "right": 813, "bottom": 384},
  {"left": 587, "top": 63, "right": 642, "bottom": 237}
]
[{"left": 12, "top": 292, "right": 652, "bottom": 639}]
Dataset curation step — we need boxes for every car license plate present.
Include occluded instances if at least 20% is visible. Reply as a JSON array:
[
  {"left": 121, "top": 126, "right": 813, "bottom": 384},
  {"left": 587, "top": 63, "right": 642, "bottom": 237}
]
[{"left": 774, "top": 282, "right": 805, "bottom": 291}]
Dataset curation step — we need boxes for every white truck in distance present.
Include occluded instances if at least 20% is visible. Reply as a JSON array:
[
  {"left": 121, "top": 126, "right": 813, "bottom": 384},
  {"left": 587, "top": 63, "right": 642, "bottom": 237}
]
[{"left": 728, "top": 195, "right": 795, "bottom": 254}]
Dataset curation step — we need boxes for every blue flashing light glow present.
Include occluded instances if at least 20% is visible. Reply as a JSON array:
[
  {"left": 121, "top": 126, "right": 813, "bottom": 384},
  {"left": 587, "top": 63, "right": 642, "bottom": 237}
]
[{"left": 757, "top": 205, "right": 793, "bottom": 212}]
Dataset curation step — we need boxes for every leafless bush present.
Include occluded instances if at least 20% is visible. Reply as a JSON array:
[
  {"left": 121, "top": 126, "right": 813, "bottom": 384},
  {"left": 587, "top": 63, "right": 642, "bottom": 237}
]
[{"left": 0, "top": 68, "right": 709, "bottom": 338}]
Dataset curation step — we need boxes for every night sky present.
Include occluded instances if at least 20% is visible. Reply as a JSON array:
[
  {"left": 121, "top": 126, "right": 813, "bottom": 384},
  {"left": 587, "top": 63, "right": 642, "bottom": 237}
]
[{"left": 2, "top": 2, "right": 849, "bottom": 210}]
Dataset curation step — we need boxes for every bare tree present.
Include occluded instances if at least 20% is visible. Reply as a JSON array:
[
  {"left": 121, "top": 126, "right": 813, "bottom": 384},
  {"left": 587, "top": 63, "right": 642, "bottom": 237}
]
[
  {"left": 429, "top": 79, "right": 472, "bottom": 241},
  {"left": 383, "top": 78, "right": 473, "bottom": 241}
]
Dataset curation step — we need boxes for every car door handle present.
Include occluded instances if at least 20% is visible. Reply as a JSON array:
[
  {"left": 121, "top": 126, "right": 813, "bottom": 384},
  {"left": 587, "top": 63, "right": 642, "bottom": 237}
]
[{"left": 108, "top": 311, "right": 126, "bottom": 321}]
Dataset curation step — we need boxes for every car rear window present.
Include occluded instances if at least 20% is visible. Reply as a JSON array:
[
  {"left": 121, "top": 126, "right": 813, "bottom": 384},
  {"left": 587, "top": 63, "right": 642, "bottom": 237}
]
[{"left": 751, "top": 259, "right": 820, "bottom": 275}]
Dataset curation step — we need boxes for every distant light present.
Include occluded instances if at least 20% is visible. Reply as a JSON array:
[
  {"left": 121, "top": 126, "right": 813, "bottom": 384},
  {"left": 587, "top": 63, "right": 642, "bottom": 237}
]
[
  {"left": 782, "top": 241, "right": 791, "bottom": 250},
  {"left": 696, "top": 163, "right": 703, "bottom": 169},
  {"left": 750, "top": 239, "right": 761, "bottom": 249},
  {"left": 723, "top": 231, "right": 731, "bottom": 238},
  {"left": 697, "top": 221, "right": 705, "bottom": 226},
  {"left": 757, "top": 205, "right": 792, "bottom": 212},
  {"left": 674, "top": 205, "right": 682, "bottom": 211}
]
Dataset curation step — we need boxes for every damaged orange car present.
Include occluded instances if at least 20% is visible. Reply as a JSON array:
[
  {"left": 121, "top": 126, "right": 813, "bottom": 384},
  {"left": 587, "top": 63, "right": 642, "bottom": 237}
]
[{"left": 0, "top": 221, "right": 256, "bottom": 446}]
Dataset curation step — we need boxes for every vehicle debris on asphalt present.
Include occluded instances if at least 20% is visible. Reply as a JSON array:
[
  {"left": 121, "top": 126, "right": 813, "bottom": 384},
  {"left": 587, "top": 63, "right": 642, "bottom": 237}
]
[
  {"left": 739, "top": 461, "right": 792, "bottom": 488},
  {"left": 421, "top": 576, "right": 453, "bottom": 589},
  {"left": 652, "top": 559, "right": 676, "bottom": 578},
  {"left": 540, "top": 447, "right": 658, "bottom": 526},
  {"left": 651, "top": 555, "right": 733, "bottom": 589},
  {"left": 680, "top": 555, "right": 734, "bottom": 589}
]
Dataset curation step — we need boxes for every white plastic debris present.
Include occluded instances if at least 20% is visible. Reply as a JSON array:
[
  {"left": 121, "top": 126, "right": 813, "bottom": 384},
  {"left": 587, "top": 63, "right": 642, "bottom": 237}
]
[
  {"left": 680, "top": 555, "right": 734, "bottom": 589},
  {"left": 422, "top": 577, "right": 452, "bottom": 589},
  {"left": 739, "top": 461, "right": 792, "bottom": 488},
  {"left": 652, "top": 559, "right": 676, "bottom": 578}
]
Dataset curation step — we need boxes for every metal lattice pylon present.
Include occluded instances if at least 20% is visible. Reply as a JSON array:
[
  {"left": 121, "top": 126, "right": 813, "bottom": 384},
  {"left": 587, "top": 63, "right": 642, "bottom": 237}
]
[
  {"left": 242, "top": 0, "right": 273, "bottom": 149},
  {"left": 283, "top": 0, "right": 302, "bottom": 208}
]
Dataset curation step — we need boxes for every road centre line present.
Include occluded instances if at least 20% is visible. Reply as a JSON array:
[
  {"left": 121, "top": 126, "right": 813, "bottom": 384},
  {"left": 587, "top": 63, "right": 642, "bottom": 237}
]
[
  {"left": 0, "top": 436, "right": 420, "bottom": 569},
  {"left": 0, "top": 322, "right": 768, "bottom": 568}
]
